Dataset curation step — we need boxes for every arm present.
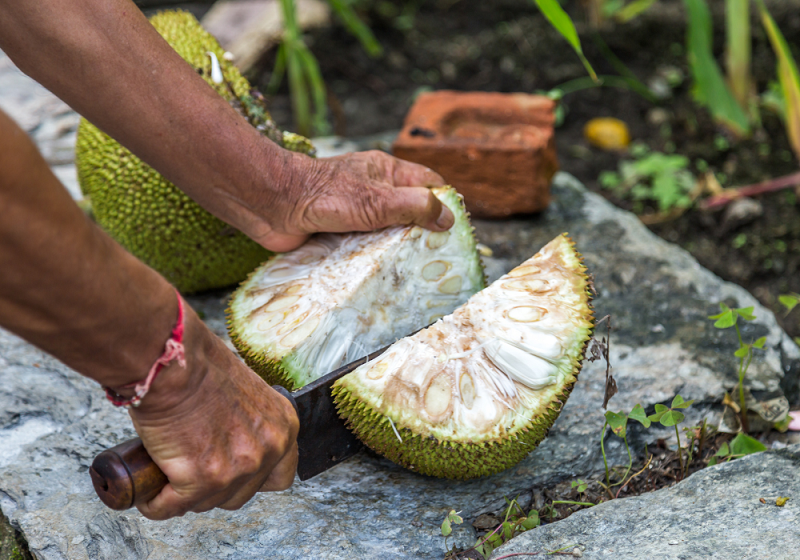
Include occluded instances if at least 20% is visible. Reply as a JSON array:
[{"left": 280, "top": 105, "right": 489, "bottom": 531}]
[
  {"left": 0, "top": 109, "right": 298, "bottom": 519},
  {"left": 0, "top": 0, "right": 452, "bottom": 252}
]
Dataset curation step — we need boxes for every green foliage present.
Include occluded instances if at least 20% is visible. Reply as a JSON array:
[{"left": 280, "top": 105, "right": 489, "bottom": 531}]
[
  {"left": 273, "top": 0, "right": 382, "bottom": 136},
  {"left": 600, "top": 403, "right": 651, "bottom": 494},
  {"left": 726, "top": 0, "right": 753, "bottom": 110},
  {"left": 709, "top": 303, "right": 766, "bottom": 432},
  {"left": 532, "top": 0, "right": 598, "bottom": 81},
  {"left": 779, "top": 293, "right": 800, "bottom": 346},
  {"left": 708, "top": 432, "right": 766, "bottom": 465},
  {"left": 441, "top": 509, "right": 463, "bottom": 538},
  {"left": 571, "top": 479, "right": 589, "bottom": 493},
  {"left": 683, "top": 0, "right": 751, "bottom": 135},
  {"left": 599, "top": 148, "right": 696, "bottom": 212},
  {"left": 758, "top": 0, "right": 800, "bottom": 162},
  {"left": 648, "top": 395, "right": 695, "bottom": 478}
]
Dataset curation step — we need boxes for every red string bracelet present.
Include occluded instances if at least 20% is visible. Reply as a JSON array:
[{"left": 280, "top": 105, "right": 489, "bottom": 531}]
[{"left": 104, "top": 290, "right": 186, "bottom": 408}]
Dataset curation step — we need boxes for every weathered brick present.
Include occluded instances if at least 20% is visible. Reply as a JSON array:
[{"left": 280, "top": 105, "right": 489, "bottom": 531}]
[{"left": 393, "top": 91, "right": 559, "bottom": 218}]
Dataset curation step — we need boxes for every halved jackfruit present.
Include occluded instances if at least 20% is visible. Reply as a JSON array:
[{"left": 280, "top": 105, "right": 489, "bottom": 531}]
[
  {"left": 227, "top": 186, "right": 486, "bottom": 390},
  {"left": 332, "top": 234, "right": 593, "bottom": 479}
]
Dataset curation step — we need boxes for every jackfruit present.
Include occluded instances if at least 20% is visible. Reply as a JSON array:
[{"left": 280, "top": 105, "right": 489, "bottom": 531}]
[
  {"left": 75, "top": 11, "right": 313, "bottom": 293},
  {"left": 227, "top": 186, "right": 485, "bottom": 390},
  {"left": 332, "top": 233, "right": 593, "bottom": 479}
]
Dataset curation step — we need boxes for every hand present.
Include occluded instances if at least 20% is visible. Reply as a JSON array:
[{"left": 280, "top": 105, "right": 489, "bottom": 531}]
[
  {"left": 226, "top": 149, "right": 452, "bottom": 252},
  {"left": 127, "top": 308, "right": 299, "bottom": 520}
]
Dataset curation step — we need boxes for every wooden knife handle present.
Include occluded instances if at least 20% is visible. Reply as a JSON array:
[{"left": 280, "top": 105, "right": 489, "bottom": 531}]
[{"left": 91, "top": 386, "right": 297, "bottom": 510}]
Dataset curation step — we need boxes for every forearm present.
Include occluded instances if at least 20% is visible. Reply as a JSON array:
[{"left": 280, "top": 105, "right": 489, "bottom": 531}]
[
  {"left": 0, "top": 0, "right": 293, "bottom": 232},
  {"left": 0, "top": 109, "right": 176, "bottom": 387}
]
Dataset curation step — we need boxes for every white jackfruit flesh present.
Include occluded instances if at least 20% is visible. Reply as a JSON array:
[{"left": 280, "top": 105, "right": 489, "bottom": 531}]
[
  {"left": 227, "top": 186, "right": 486, "bottom": 390},
  {"left": 332, "top": 233, "right": 594, "bottom": 479}
]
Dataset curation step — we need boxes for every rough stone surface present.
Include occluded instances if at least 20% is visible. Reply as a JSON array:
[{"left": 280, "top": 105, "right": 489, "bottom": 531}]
[
  {"left": 2, "top": 169, "right": 799, "bottom": 560},
  {"left": 392, "top": 91, "right": 558, "bottom": 218},
  {"left": 491, "top": 444, "right": 800, "bottom": 560}
]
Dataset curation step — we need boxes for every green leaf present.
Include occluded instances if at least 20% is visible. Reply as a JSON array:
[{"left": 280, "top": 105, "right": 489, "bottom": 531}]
[
  {"left": 671, "top": 395, "right": 695, "bottom": 409},
  {"left": 327, "top": 0, "right": 383, "bottom": 58},
  {"left": 779, "top": 294, "right": 800, "bottom": 312},
  {"left": 734, "top": 345, "right": 750, "bottom": 358},
  {"left": 502, "top": 521, "right": 515, "bottom": 540},
  {"left": 599, "top": 170, "right": 622, "bottom": 189},
  {"left": 759, "top": 1, "right": 800, "bottom": 161},
  {"left": 716, "top": 442, "right": 731, "bottom": 457},
  {"left": 725, "top": 0, "right": 753, "bottom": 109},
  {"left": 729, "top": 433, "right": 767, "bottom": 455},
  {"left": 713, "top": 310, "right": 737, "bottom": 329},
  {"left": 736, "top": 306, "right": 756, "bottom": 321},
  {"left": 448, "top": 510, "right": 463, "bottom": 524},
  {"left": 616, "top": 0, "right": 658, "bottom": 23},
  {"left": 683, "top": 0, "right": 751, "bottom": 136},
  {"left": 753, "top": 336, "right": 767, "bottom": 349},
  {"left": 649, "top": 403, "right": 668, "bottom": 423},
  {"left": 794, "top": 337, "right": 800, "bottom": 346},
  {"left": 605, "top": 411, "right": 629, "bottom": 438},
  {"left": 441, "top": 518, "right": 452, "bottom": 537},
  {"left": 533, "top": 0, "right": 598, "bottom": 81},
  {"left": 659, "top": 410, "right": 686, "bottom": 427},
  {"left": 629, "top": 404, "right": 652, "bottom": 428},
  {"left": 708, "top": 456, "right": 718, "bottom": 466},
  {"left": 520, "top": 516, "right": 540, "bottom": 530}
]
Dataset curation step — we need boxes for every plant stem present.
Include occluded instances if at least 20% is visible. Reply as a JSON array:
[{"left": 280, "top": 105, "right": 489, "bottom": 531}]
[
  {"left": 674, "top": 423, "right": 684, "bottom": 479},
  {"left": 551, "top": 500, "right": 595, "bottom": 507},
  {"left": 600, "top": 421, "right": 610, "bottom": 489},
  {"left": 734, "top": 323, "right": 750, "bottom": 433},
  {"left": 700, "top": 170, "right": 800, "bottom": 209}
]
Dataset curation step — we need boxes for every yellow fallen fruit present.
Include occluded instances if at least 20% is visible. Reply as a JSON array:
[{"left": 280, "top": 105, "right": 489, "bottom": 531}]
[{"left": 583, "top": 117, "right": 631, "bottom": 151}]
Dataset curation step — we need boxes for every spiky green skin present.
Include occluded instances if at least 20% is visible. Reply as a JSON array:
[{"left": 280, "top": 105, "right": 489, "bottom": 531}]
[
  {"left": 75, "top": 11, "right": 311, "bottom": 293},
  {"left": 227, "top": 322, "right": 303, "bottom": 390},
  {"left": 333, "top": 236, "right": 593, "bottom": 479}
]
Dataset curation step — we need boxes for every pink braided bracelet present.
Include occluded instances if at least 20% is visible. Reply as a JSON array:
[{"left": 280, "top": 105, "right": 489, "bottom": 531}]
[{"left": 104, "top": 290, "right": 186, "bottom": 408}]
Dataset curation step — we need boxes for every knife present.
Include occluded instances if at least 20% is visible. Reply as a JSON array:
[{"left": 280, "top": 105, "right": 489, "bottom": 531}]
[{"left": 89, "top": 343, "right": 391, "bottom": 510}]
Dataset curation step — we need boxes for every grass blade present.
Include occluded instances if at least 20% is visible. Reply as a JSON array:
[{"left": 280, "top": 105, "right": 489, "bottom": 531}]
[
  {"left": 683, "top": 0, "right": 751, "bottom": 136},
  {"left": 327, "top": 0, "right": 383, "bottom": 58},
  {"left": 297, "top": 45, "right": 332, "bottom": 135},
  {"left": 533, "top": 0, "right": 598, "bottom": 81},
  {"left": 267, "top": 42, "right": 287, "bottom": 95},
  {"left": 725, "top": 0, "right": 752, "bottom": 110},
  {"left": 758, "top": 1, "right": 800, "bottom": 161}
]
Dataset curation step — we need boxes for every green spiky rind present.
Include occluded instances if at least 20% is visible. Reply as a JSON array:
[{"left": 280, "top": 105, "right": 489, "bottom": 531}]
[
  {"left": 282, "top": 132, "right": 317, "bottom": 156},
  {"left": 333, "top": 234, "right": 594, "bottom": 479},
  {"left": 75, "top": 10, "right": 313, "bottom": 293},
  {"left": 225, "top": 185, "right": 484, "bottom": 390}
]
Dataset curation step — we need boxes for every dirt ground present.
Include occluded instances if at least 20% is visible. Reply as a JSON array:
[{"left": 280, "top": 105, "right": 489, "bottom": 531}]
[{"left": 253, "top": 0, "right": 800, "bottom": 339}]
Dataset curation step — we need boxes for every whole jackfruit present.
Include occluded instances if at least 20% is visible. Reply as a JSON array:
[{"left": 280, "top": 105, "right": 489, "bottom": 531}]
[
  {"left": 75, "top": 11, "right": 313, "bottom": 293},
  {"left": 227, "top": 186, "right": 486, "bottom": 390},
  {"left": 332, "top": 233, "right": 593, "bottom": 479}
]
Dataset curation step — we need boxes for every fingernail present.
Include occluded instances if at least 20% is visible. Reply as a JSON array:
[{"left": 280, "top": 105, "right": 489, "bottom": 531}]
[{"left": 435, "top": 206, "right": 454, "bottom": 230}]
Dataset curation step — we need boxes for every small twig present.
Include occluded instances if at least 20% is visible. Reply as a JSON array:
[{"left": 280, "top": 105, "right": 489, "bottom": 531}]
[{"left": 700, "top": 170, "right": 800, "bottom": 209}]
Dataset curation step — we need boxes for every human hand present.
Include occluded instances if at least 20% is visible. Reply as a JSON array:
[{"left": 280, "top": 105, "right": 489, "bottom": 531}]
[
  {"left": 221, "top": 149, "right": 452, "bottom": 252},
  {"left": 126, "top": 308, "right": 299, "bottom": 520}
]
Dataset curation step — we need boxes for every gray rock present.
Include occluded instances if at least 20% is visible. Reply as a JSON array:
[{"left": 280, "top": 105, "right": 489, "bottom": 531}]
[
  {"left": 2, "top": 170, "right": 799, "bottom": 560},
  {"left": 721, "top": 197, "right": 763, "bottom": 233},
  {"left": 491, "top": 444, "right": 800, "bottom": 560}
]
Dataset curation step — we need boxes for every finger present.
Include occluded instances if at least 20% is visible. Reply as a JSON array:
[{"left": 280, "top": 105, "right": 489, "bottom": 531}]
[
  {"left": 250, "top": 230, "right": 310, "bottom": 253},
  {"left": 258, "top": 440, "right": 298, "bottom": 492},
  {"left": 137, "top": 482, "right": 195, "bottom": 521},
  {"left": 390, "top": 158, "right": 446, "bottom": 188},
  {"left": 368, "top": 185, "right": 454, "bottom": 232}
]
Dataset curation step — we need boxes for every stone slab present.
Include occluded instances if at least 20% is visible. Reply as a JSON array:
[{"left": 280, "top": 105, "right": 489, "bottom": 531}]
[
  {"left": 2, "top": 169, "right": 799, "bottom": 559},
  {"left": 491, "top": 444, "right": 800, "bottom": 560}
]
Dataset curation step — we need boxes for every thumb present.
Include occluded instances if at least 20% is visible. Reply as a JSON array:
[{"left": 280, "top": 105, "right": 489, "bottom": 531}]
[{"left": 371, "top": 186, "right": 454, "bottom": 232}]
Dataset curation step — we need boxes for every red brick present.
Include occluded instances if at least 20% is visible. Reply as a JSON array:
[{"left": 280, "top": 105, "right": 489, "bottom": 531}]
[{"left": 392, "top": 91, "right": 559, "bottom": 218}]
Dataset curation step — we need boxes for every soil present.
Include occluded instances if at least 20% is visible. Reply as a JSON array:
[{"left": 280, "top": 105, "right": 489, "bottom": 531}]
[{"left": 253, "top": 0, "right": 800, "bottom": 340}]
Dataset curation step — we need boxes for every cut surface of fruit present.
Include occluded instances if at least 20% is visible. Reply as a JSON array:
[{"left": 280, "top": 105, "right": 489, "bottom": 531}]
[
  {"left": 227, "top": 186, "right": 485, "bottom": 390},
  {"left": 332, "top": 234, "right": 593, "bottom": 479}
]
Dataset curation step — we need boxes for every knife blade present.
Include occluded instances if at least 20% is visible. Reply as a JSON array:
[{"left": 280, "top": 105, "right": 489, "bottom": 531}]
[{"left": 89, "top": 343, "right": 391, "bottom": 510}]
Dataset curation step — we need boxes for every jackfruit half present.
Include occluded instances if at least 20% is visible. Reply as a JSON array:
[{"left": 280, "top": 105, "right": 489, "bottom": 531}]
[
  {"left": 75, "top": 11, "right": 313, "bottom": 293},
  {"left": 227, "top": 186, "right": 485, "bottom": 391},
  {"left": 333, "top": 233, "right": 593, "bottom": 479}
]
